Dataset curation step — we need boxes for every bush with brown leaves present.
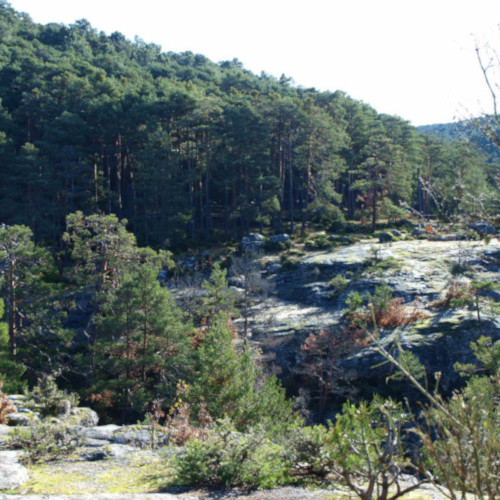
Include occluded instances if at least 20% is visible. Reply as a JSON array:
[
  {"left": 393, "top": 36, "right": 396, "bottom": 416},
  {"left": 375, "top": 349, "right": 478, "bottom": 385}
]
[
  {"left": 0, "top": 380, "right": 17, "bottom": 424},
  {"left": 375, "top": 297, "right": 428, "bottom": 328}
]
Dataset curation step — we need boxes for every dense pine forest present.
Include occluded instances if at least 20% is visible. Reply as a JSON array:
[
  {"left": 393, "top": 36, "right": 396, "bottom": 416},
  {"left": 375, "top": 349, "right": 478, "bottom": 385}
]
[
  {"left": 0, "top": 2, "right": 499, "bottom": 497},
  {"left": 0, "top": 1, "right": 498, "bottom": 249}
]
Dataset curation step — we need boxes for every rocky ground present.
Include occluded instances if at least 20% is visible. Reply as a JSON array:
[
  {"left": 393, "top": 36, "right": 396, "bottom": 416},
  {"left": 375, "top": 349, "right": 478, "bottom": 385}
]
[
  {"left": 1, "top": 423, "right": 449, "bottom": 499},
  {"left": 241, "top": 236, "right": 500, "bottom": 396}
]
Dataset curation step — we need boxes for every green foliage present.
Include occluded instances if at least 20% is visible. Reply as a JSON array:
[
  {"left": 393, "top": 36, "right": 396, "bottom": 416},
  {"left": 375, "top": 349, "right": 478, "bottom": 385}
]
[
  {"left": 366, "top": 283, "right": 393, "bottom": 313},
  {"left": 187, "top": 312, "right": 299, "bottom": 433},
  {"left": 454, "top": 335, "right": 500, "bottom": 378},
  {"left": 0, "top": 299, "right": 26, "bottom": 393},
  {"left": 264, "top": 238, "right": 292, "bottom": 252},
  {"left": 308, "top": 202, "right": 346, "bottom": 230},
  {"left": 344, "top": 291, "right": 364, "bottom": 316},
  {"left": 0, "top": 224, "right": 72, "bottom": 382},
  {"left": 379, "top": 198, "right": 407, "bottom": 222},
  {"left": 172, "top": 419, "right": 292, "bottom": 489},
  {"left": 279, "top": 253, "right": 299, "bottom": 271},
  {"left": 388, "top": 348, "right": 427, "bottom": 383},
  {"left": 372, "top": 313, "right": 500, "bottom": 500},
  {"left": 0, "top": 2, "right": 496, "bottom": 246},
  {"left": 448, "top": 279, "right": 499, "bottom": 335},
  {"left": 327, "top": 274, "right": 348, "bottom": 299},
  {"left": 329, "top": 397, "right": 423, "bottom": 499},
  {"left": 365, "top": 255, "right": 401, "bottom": 275},
  {"left": 26, "top": 374, "right": 79, "bottom": 417},
  {"left": 64, "top": 211, "right": 169, "bottom": 292},
  {"left": 417, "top": 374, "right": 500, "bottom": 500},
  {"left": 199, "top": 263, "right": 237, "bottom": 324},
  {"left": 91, "top": 266, "right": 192, "bottom": 423},
  {"left": 305, "top": 233, "right": 334, "bottom": 251},
  {"left": 7, "top": 418, "right": 82, "bottom": 464}
]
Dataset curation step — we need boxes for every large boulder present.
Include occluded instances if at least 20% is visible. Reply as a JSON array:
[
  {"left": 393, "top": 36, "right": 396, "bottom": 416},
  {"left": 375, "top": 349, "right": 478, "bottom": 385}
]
[
  {"left": 241, "top": 233, "right": 266, "bottom": 253},
  {"left": 6, "top": 413, "right": 38, "bottom": 426},
  {"left": 377, "top": 231, "right": 396, "bottom": 243},
  {"left": 269, "top": 233, "right": 291, "bottom": 244},
  {"left": 0, "top": 451, "right": 28, "bottom": 490},
  {"left": 65, "top": 407, "right": 99, "bottom": 427},
  {"left": 469, "top": 221, "right": 496, "bottom": 236}
]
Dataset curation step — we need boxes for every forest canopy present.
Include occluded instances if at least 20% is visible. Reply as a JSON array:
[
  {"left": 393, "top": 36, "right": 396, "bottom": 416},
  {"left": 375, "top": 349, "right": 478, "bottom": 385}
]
[{"left": 0, "top": 0, "right": 498, "bottom": 250}]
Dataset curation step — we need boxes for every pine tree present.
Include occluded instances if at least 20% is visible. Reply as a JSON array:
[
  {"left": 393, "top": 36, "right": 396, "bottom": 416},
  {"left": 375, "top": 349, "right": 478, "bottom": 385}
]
[
  {"left": 188, "top": 312, "right": 297, "bottom": 432},
  {"left": 92, "top": 266, "right": 191, "bottom": 423}
]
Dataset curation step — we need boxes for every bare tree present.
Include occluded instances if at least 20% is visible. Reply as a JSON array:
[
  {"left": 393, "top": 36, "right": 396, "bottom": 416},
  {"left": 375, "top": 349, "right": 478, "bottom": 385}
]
[{"left": 230, "top": 251, "right": 273, "bottom": 343}]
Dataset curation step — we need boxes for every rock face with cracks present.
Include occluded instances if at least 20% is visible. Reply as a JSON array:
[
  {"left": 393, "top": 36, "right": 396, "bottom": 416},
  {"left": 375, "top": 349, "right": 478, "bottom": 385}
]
[{"left": 240, "top": 237, "right": 500, "bottom": 401}]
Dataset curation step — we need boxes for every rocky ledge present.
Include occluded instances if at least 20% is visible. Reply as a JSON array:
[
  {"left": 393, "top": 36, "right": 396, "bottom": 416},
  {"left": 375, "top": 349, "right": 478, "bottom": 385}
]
[{"left": 241, "top": 236, "right": 500, "bottom": 397}]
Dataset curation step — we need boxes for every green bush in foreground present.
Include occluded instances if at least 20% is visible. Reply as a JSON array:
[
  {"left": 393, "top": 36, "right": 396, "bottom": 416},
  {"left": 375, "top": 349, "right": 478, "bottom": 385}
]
[
  {"left": 417, "top": 372, "right": 500, "bottom": 499},
  {"left": 328, "top": 397, "right": 425, "bottom": 499},
  {"left": 172, "top": 419, "right": 292, "bottom": 489}
]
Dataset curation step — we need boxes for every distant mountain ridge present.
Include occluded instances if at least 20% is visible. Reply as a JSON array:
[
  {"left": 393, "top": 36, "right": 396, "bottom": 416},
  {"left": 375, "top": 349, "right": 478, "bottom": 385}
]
[{"left": 418, "top": 119, "right": 500, "bottom": 164}]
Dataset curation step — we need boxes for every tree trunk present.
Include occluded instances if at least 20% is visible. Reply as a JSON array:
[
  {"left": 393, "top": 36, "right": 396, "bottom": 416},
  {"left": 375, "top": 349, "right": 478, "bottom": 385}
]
[
  {"left": 115, "top": 134, "right": 123, "bottom": 218},
  {"left": 8, "top": 261, "right": 17, "bottom": 361},
  {"left": 205, "top": 143, "right": 211, "bottom": 242},
  {"left": 288, "top": 136, "right": 294, "bottom": 235}
]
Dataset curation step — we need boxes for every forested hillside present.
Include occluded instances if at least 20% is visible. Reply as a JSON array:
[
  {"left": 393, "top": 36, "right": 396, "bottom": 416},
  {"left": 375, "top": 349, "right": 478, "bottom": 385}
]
[
  {"left": 419, "top": 118, "right": 500, "bottom": 164},
  {"left": 0, "top": 1, "right": 497, "bottom": 251},
  {"left": 1, "top": 3, "right": 499, "bottom": 496}
]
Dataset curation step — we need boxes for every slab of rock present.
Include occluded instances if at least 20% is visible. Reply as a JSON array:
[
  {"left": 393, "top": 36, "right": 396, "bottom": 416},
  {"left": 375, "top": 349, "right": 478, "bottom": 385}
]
[
  {"left": 79, "top": 424, "right": 121, "bottom": 442},
  {"left": 111, "top": 427, "right": 168, "bottom": 448},
  {"left": 6, "top": 395, "right": 26, "bottom": 405},
  {"left": 248, "top": 237, "right": 500, "bottom": 394}
]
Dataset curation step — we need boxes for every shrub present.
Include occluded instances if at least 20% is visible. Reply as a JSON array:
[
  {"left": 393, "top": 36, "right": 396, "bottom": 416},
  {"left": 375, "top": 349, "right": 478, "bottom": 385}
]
[
  {"left": 264, "top": 238, "right": 292, "bottom": 253},
  {"left": 305, "top": 233, "right": 335, "bottom": 251},
  {"left": 279, "top": 254, "right": 298, "bottom": 272},
  {"left": 431, "top": 279, "right": 469, "bottom": 309},
  {"left": 8, "top": 418, "right": 82, "bottom": 463},
  {"left": 371, "top": 318, "right": 500, "bottom": 500},
  {"left": 344, "top": 291, "right": 364, "bottom": 316},
  {"left": 288, "top": 424, "right": 335, "bottom": 480},
  {"left": 164, "top": 385, "right": 212, "bottom": 446},
  {"left": 455, "top": 336, "right": 500, "bottom": 377},
  {"left": 376, "top": 297, "right": 427, "bottom": 328},
  {"left": 328, "top": 397, "right": 427, "bottom": 499},
  {"left": 345, "top": 285, "right": 426, "bottom": 329},
  {"left": 172, "top": 419, "right": 292, "bottom": 489},
  {"left": 26, "top": 374, "right": 79, "bottom": 417},
  {"left": 327, "top": 274, "right": 348, "bottom": 300},
  {"left": 417, "top": 375, "right": 500, "bottom": 500},
  {"left": 365, "top": 256, "right": 402, "bottom": 275}
]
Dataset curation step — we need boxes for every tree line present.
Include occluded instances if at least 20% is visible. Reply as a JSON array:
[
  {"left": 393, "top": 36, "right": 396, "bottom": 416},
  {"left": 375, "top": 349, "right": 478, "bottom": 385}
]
[{"left": 0, "top": 1, "right": 497, "bottom": 250}]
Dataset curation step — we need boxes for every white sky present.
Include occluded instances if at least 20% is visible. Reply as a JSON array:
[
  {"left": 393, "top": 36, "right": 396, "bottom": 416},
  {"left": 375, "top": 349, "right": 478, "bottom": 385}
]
[{"left": 6, "top": 0, "right": 500, "bottom": 126}]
